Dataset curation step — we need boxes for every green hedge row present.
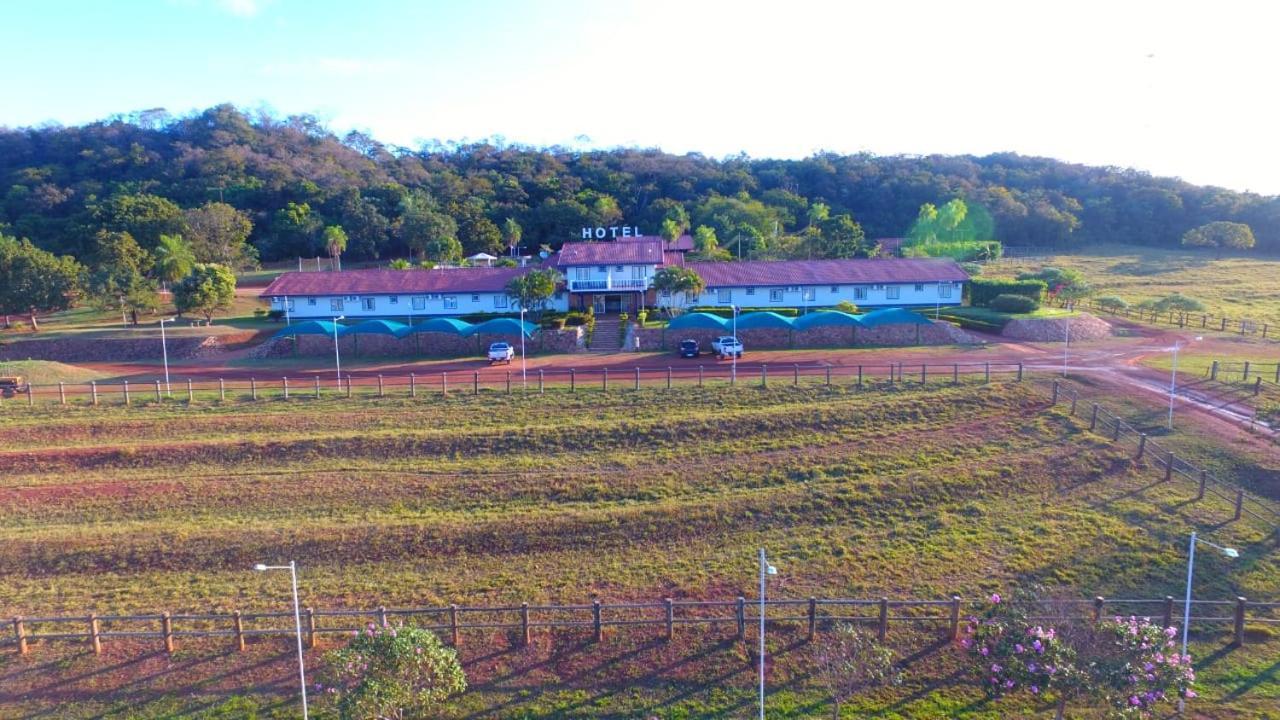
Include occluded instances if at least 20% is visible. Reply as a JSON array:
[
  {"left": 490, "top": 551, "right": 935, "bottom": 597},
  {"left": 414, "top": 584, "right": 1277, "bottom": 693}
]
[{"left": 965, "top": 278, "right": 1047, "bottom": 307}]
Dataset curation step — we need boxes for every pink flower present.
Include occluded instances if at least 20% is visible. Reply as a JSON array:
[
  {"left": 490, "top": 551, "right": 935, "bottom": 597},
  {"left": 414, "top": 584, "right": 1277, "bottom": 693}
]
[
  {"left": 980, "top": 646, "right": 989, "bottom": 657},
  {"left": 1184, "top": 689, "right": 1197, "bottom": 699},
  {"left": 1015, "top": 644, "right": 1024, "bottom": 653},
  {"left": 1030, "top": 685, "right": 1039, "bottom": 695},
  {"left": 990, "top": 593, "right": 1001, "bottom": 604}
]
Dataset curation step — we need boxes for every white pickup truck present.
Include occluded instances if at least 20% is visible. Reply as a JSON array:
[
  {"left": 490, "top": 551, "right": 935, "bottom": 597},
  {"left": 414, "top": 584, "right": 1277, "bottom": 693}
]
[
  {"left": 487, "top": 342, "right": 515, "bottom": 364},
  {"left": 711, "top": 336, "right": 743, "bottom": 359}
]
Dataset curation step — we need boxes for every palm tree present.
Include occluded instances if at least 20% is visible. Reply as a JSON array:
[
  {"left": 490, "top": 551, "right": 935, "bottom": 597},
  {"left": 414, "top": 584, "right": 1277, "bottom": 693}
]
[
  {"left": 388, "top": 258, "right": 412, "bottom": 270},
  {"left": 323, "top": 225, "right": 348, "bottom": 271},
  {"left": 153, "top": 234, "right": 195, "bottom": 292}
]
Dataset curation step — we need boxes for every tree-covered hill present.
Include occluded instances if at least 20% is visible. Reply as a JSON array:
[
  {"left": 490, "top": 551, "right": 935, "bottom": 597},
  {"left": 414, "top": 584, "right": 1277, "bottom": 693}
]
[{"left": 2, "top": 104, "right": 1277, "bottom": 267}]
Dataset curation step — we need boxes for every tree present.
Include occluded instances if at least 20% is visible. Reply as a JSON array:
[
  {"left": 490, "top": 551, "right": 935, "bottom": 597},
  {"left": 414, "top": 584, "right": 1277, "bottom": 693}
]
[
  {"left": 87, "top": 230, "right": 156, "bottom": 325},
  {"left": 1017, "top": 266, "right": 1092, "bottom": 306},
  {"left": 90, "top": 193, "right": 187, "bottom": 252},
  {"left": 1181, "top": 221, "right": 1256, "bottom": 256},
  {"left": 651, "top": 266, "right": 705, "bottom": 316},
  {"left": 807, "top": 202, "right": 830, "bottom": 227},
  {"left": 691, "top": 225, "right": 730, "bottom": 260},
  {"left": 502, "top": 217, "right": 523, "bottom": 257},
  {"left": 937, "top": 198, "right": 969, "bottom": 240},
  {"left": 813, "top": 624, "right": 902, "bottom": 720},
  {"left": 395, "top": 191, "right": 459, "bottom": 262},
  {"left": 266, "top": 202, "right": 322, "bottom": 259},
  {"left": 153, "top": 234, "right": 195, "bottom": 289},
  {"left": 323, "top": 225, "right": 349, "bottom": 271},
  {"left": 183, "top": 202, "right": 257, "bottom": 269},
  {"left": 504, "top": 268, "right": 562, "bottom": 317},
  {"left": 320, "top": 622, "right": 466, "bottom": 720},
  {"left": 818, "top": 214, "right": 866, "bottom": 258},
  {"left": 172, "top": 263, "right": 236, "bottom": 322},
  {"left": 388, "top": 258, "right": 412, "bottom": 270},
  {"left": 0, "top": 234, "right": 83, "bottom": 330},
  {"left": 659, "top": 217, "right": 682, "bottom": 243}
]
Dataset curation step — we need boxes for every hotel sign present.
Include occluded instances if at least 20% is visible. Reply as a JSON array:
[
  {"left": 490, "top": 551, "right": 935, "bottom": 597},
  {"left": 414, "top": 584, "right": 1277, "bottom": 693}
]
[{"left": 581, "top": 225, "right": 643, "bottom": 239}]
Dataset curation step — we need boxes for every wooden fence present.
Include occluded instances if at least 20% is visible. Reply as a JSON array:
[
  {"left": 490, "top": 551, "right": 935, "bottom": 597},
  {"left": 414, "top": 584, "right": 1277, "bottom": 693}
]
[
  {"left": 1208, "top": 360, "right": 1280, "bottom": 386},
  {"left": 7, "top": 594, "right": 1277, "bottom": 658},
  {"left": 0, "top": 361, "right": 1029, "bottom": 409},
  {"left": 1049, "top": 380, "right": 1279, "bottom": 528},
  {"left": 1068, "top": 299, "right": 1277, "bottom": 343}
]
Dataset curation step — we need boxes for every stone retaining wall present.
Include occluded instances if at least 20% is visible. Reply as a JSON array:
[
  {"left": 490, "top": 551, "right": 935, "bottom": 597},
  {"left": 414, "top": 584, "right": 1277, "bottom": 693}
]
[
  {"left": 1002, "top": 313, "right": 1112, "bottom": 342},
  {"left": 290, "top": 327, "right": 583, "bottom": 358},
  {"left": 0, "top": 334, "right": 236, "bottom": 362},
  {"left": 634, "top": 320, "right": 976, "bottom": 351}
]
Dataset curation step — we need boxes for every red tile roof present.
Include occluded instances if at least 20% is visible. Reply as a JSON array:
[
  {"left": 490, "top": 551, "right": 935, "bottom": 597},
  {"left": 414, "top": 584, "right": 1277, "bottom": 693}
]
[
  {"left": 556, "top": 240, "right": 665, "bottom": 266},
  {"left": 260, "top": 267, "right": 531, "bottom": 297},
  {"left": 686, "top": 258, "right": 968, "bottom": 287},
  {"left": 618, "top": 233, "right": 694, "bottom": 251}
]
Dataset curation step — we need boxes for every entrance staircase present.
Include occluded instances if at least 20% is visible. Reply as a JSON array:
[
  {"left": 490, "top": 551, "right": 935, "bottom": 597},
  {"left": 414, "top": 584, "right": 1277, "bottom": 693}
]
[{"left": 590, "top": 315, "right": 623, "bottom": 352}]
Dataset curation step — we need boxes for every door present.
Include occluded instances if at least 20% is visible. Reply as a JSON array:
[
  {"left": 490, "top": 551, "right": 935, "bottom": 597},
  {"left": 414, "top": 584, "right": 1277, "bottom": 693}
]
[
  {"left": 592, "top": 295, "right": 606, "bottom": 314},
  {"left": 605, "top": 295, "right": 623, "bottom": 314}
]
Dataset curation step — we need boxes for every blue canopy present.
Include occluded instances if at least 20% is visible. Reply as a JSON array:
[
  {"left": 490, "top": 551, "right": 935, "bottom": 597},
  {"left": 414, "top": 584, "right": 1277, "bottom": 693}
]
[
  {"left": 735, "top": 312, "right": 795, "bottom": 331},
  {"left": 859, "top": 307, "right": 932, "bottom": 327},
  {"left": 345, "top": 319, "right": 410, "bottom": 337},
  {"left": 468, "top": 317, "right": 539, "bottom": 338},
  {"left": 667, "top": 312, "right": 730, "bottom": 331},
  {"left": 273, "top": 320, "right": 347, "bottom": 338},
  {"left": 405, "top": 317, "right": 474, "bottom": 336},
  {"left": 793, "top": 311, "right": 864, "bottom": 331}
]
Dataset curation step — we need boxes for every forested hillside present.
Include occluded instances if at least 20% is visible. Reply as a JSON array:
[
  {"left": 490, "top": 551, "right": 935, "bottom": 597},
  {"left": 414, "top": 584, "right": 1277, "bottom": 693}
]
[{"left": 2, "top": 104, "right": 1277, "bottom": 268}]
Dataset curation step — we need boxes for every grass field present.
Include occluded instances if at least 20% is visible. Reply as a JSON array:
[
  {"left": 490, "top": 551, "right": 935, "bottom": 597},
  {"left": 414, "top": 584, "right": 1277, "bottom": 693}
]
[
  {"left": 987, "top": 244, "right": 1280, "bottom": 327},
  {"left": 2, "top": 381, "right": 1277, "bottom": 718},
  {"left": 0, "top": 360, "right": 108, "bottom": 385}
]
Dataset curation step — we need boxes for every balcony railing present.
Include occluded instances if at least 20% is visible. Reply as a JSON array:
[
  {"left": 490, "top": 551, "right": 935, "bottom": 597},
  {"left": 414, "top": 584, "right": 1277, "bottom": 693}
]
[{"left": 568, "top": 279, "right": 648, "bottom": 292}]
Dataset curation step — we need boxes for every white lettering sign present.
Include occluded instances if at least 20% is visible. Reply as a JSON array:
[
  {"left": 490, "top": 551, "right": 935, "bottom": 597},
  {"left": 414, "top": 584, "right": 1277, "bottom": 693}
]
[{"left": 581, "top": 226, "right": 643, "bottom": 239}]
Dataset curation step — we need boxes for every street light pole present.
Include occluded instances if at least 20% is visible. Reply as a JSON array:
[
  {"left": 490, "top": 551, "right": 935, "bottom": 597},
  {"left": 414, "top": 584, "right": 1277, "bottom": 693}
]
[
  {"left": 520, "top": 305, "right": 527, "bottom": 391},
  {"left": 758, "top": 548, "right": 777, "bottom": 720},
  {"left": 732, "top": 304, "right": 739, "bottom": 384},
  {"left": 333, "top": 315, "right": 345, "bottom": 385},
  {"left": 1063, "top": 314, "right": 1071, "bottom": 378},
  {"left": 254, "top": 561, "right": 309, "bottom": 720},
  {"left": 159, "top": 317, "right": 175, "bottom": 396},
  {"left": 1168, "top": 337, "right": 1203, "bottom": 429}
]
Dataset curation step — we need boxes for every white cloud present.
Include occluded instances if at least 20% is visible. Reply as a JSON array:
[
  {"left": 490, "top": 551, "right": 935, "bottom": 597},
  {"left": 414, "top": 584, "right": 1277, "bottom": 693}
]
[{"left": 215, "top": 0, "right": 266, "bottom": 17}]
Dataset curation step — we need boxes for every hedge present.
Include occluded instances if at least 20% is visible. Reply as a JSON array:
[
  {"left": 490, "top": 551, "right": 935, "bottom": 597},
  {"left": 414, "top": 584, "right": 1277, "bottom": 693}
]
[
  {"left": 989, "top": 294, "right": 1040, "bottom": 313},
  {"left": 966, "top": 278, "right": 1047, "bottom": 308}
]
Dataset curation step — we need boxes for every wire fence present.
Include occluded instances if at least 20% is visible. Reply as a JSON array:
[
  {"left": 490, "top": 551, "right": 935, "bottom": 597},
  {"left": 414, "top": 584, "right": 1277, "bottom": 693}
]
[
  {"left": 0, "top": 360, "right": 1030, "bottom": 409},
  {"left": 1048, "top": 380, "right": 1279, "bottom": 528},
  {"left": 1067, "top": 299, "right": 1277, "bottom": 343},
  {"left": 1207, "top": 360, "right": 1280, "bottom": 386},
  {"left": 7, "top": 594, "right": 1275, "bottom": 658}
]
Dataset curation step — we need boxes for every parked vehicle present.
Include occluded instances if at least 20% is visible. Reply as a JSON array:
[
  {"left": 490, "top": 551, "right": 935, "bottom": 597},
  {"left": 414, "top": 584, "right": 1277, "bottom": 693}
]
[
  {"left": 0, "top": 376, "right": 27, "bottom": 398},
  {"left": 678, "top": 339, "right": 700, "bottom": 358},
  {"left": 711, "top": 336, "right": 743, "bottom": 359},
  {"left": 487, "top": 342, "right": 515, "bottom": 364}
]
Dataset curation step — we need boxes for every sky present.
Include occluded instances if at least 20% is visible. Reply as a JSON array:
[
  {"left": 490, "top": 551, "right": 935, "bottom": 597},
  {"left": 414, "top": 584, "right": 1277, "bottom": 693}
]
[{"left": 3, "top": 0, "right": 1278, "bottom": 194}]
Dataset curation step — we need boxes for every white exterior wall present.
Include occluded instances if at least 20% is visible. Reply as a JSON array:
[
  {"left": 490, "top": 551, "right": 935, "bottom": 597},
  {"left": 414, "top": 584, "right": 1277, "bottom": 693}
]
[
  {"left": 270, "top": 291, "right": 570, "bottom": 319},
  {"left": 678, "top": 281, "right": 963, "bottom": 309},
  {"left": 564, "top": 264, "right": 656, "bottom": 292}
]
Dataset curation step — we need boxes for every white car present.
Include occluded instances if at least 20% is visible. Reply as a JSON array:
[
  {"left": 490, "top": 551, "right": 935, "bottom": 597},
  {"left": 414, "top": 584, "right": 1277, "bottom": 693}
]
[
  {"left": 711, "top": 336, "right": 743, "bottom": 359},
  {"left": 487, "top": 342, "right": 515, "bottom": 364}
]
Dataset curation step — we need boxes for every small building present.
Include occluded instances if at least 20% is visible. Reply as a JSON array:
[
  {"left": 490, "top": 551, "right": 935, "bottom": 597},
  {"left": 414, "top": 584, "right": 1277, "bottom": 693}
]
[{"left": 681, "top": 258, "right": 965, "bottom": 310}]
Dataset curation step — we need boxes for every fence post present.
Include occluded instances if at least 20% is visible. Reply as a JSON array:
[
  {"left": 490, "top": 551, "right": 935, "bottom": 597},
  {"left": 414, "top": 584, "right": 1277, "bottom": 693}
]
[
  {"left": 592, "top": 600, "right": 603, "bottom": 643},
  {"left": 953, "top": 364, "right": 959, "bottom": 385},
  {"left": 14, "top": 617, "right": 28, "bottom": 655},
  {"left": 345, "top": 375, "right": 352, "bottom": 399},
  {"left": 155, "top": 380, "right": 163, "bottom": 402},
  {"left": 568, "top": 368, "right": 576, "bottom": 392},
  {"left": 1196, "top": 470, "right": 1207, "bottom": 501},
  {"left": 635, "top": 366, "right": 641, "bottom": 391},
  {"left": 825, "top": 364, "right": 831, "bottom": 386},
  {"left": 233, "top": 610, "right": 245, "bottom": 651},
  {"left": 89, "top": 613, "right": 102, "bottom": 654},
  {"left": 877, "top": 598, "right": 889, "bottom": 641},
  {"left": 378, "top": 374, "right": 384, "bottom": 397},
  {"left": 666, "top": 598, "right": 675, "bottom": 641},
  {"left": 1233, "top": 597, "right": 1247, "bottom": 647},
  {"left": 1162, "top": 596, "right": 1174, "bottom": 630},
  {"left": 520, "top": 602, "right": 530, "bottom": 646},
  {"left": 187, "top": 379, "right": 194, "bottom": 403},
  {"left": 442, "top": 371, "right": 448, "bottom": 396},
  {"left": 58, "top": 382, "right": 65, "bottom": 405},
  {"left": 305, "top": 607, "right": 316, "bottom": 649},
  {"left": 1243, "top": 361, "right": 1251, "bottom": 381},
  {"left": 377, "top": 606, "right": 388, "bottom": 627},
  {"left": 1052, "top": 380, "right": 1060, "bottom": 403},
  {"left": 91, "top": 380, "right": 99, "bottom": 406},
  {"left": 473, "top": 371, "right": 479, "bottom": 395},
  {"left": 1112, "top": 417, "right": 1122, "bottom": 442},
  {"left": 314, "top": 376, "right": 321, "bottom": 399},
  {"left": 1234, "top": 491, "right": 1244, "bottom": 521},
  {"left": 220, "top": 378, "right": 226, "bottom": 401},
  {"left": 539, "top": 369, "right": 545, "bottom": 393},
  {"left": 282, "top": 377, "right": 289, "bottom": 400},
  {"left": 250, "top": 378, "right": 257, "bottom": 401},
  {"left": 1092, "top": 596, "right": 1105, "bottom": 624},
  {"left": 603, "top": 368, "right": 609, "bottom": 392},
  {"left": 1210, "top": 361, "right": 1219, "bottom": 381},
  {"left": 1254, "top": 377, "right": 1262, "bottom": 396},
  {"left": 949, "top": 596, "right": 962, "bottom": 641},
  {"left": 736, "top": 596, "right": 746, "bottom": 639},
  {"left": 123, "top": 380, "right": 131, "bottom": 405},
  {"left": 761, "top": 364, "right": 768, "bottom": 388},
  {"left": 1017, "top": 362, "right": 1024, "bottom": 381},
  {"left": 1275, "top": 362, "right": 1280, "bottom": 384},
  {"left": 794, "top": 364, "right": 799, "bottom": 386},
  {"left": 807, "top": 597, "right": 817, "bottom": 641},
  {"left": 1070, "top": 392, "right": 1078, "bottom": 416},
  {"left": 921, "top": 364, "right": 927, "bottom": 385},
  {"left": 1136, "top": 433, "right": 1146, "bottom": 460},
  {"left": 1164, "top": 452, "right": 1174, "bottom": 482},
  {"left": 1221, "top": 317, "right": 1227, "bottom": 332},
  {"left": 25, "top": 384, "right": 33, "bottom": 407},
  {"left": 667, "top": 367, "right": 672, "bottom": 390},
  {"left": 449, "top": 604, "right": 459, "bottom": 648},
  {"left": 1090, "top": 404, "right": 1099, "bottom": 431},
  {"left": 506, "top": 371, "right": 511, "bottom": 394},
  {"left": 410, "top": 373, "right": 416, "bottom": 398},
  {"left": 698, "top": 365, "right": 704, "bottom": 387},
  {"left": 984, "top": 362, "right": 991, "bottom": 384},
  {"left": 151, "top": 611, "right": 172, "bottom": 653},
  {"left": 857, "top": 364, "right": 863, "bottom": 388}
]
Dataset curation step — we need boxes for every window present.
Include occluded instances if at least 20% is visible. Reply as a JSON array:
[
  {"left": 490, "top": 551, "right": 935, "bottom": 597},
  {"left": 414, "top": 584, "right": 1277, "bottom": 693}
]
[
  {"left": 307, "top": 298, "right": 317, "bottom": 306},
  {"left": 938, "top": 283, "right": 953, "bottom": 299},
  {"left": 494, "top": 294, "right": 508, "bottom": 309},
  {"left": 802, "top": 288, "right": 816, "bottom": 302},
  {"left": 886, "top": 286, "right": 901, "bottom": 300},
  {"left": 330, "top": 298, "right": 344, "bottom": 312},
  {"left": 286, "top": 298, "right": 295, "bottom": 310},
  {"left": 630, "top": 266, "right": 645, "bottom": 279},
  {"left": 914, "top": 283, "right": 924, "bottom": 292},
  {"left": 769, "top": 289, "right": 784, "bottom": 302},
  {"left": 871, "top": 284, "right": 885, "bottom": 290},
  {"left": 785, "top": 285, "right": 800, "bottom": 292},
  {"left": 716, "top": 288, "right": 732, "bottom": 303},
  {"left": 443, "top": 296, "right": 458, "bottom": 309},
  {"left": 745, "top": 287, "right": 755, "bottom": 296},
  {"left": 854, "top": 287, "right": 867, "bottom": 300},
  {"left": 597, "top": 265, "right": 607, "bottom": 272},
  {"left": 389, "top": 296, "right": 399, "bottom": 305},
  {"left": 412, "top": 297, "right": 426, "bottom": 310},
  {"left": 361, "top": 297, "right": 376, "bottom": 311},
  {"left": 830, "top": 286, "right": 839, "bottom": 293},
  {"left": 575, "top": 267, "right": 590, "bottom": 281},
  {"left": 471, "top": 294, "right": 480, "bottom": 302}
]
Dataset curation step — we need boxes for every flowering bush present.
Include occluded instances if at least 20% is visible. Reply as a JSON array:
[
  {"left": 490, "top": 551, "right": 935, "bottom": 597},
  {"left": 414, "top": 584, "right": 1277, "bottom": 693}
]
[
  {"left": 320, "top": 621, "right": 466, "bottom": 720},
  {"left": 963, "top": 594, "right": 1195, "bottom": 719}
]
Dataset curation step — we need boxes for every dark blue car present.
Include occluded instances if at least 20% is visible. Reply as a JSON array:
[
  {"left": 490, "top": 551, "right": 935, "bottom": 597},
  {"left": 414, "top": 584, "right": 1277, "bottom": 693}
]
[{"left": 678, "top": 339, "right": 700, "bottom": 358}]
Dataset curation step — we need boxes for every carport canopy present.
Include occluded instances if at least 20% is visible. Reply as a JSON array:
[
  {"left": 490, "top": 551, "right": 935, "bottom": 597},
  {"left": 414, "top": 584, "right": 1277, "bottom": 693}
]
[
  {"left": 272, "top": 320, "right": 347, "bottom": 337},
  {"left": 858, "top": 307, "right": 931, "bottom": 326},
  {"left": 405, "top": 317, "right": 474, "bottom": 335},
  {"left": 734, "top": 311, "right": 796, "bottom": 330},
  {"left": 345, "top": 319, "right": 410, "bottom": 337},
  {"left": 468, "top": 317, "right": 539, "bottom": 337},
  {"left": 667, "top": 312, "right": 730, "bottom": 331},
  {"left": 792, "top": 310, "right": 863, "bottom": 331}
]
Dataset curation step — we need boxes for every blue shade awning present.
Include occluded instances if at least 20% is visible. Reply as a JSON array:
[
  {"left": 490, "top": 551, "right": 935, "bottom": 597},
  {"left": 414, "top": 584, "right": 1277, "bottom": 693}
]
[
  {"left": 345, "top": 319, "right": 410, "bottom": 337},
  {"left": 468, "top": 317, "right": 538, "bottom": 337},
  {"left": 734, "top": 312, "right": 795, "bottom": 331},
  {"left": 667, "top": 312, "right": 730, "bottom": 331},
  {"left": 859, "top": 307, "right": 932, "bottom": 326},
  {"left": 792, "top": 311, "right": 864, "bottom": 331},
  {"left": 405, "top": 317, "right": 475, "bottom": 336},
  {"left": 273, "top": 320, "right": 347, "bottom": 337}
]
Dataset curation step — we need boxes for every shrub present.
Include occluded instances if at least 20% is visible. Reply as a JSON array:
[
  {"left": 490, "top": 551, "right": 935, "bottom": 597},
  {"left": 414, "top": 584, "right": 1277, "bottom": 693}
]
[
  {"left": 960, "top": 262, "right": 983, "bottom": 276},
  {"left": 990, "top": 294, "right": 1040, "bottom": 314},
  {"left": 835, "top": 300, "right": 859, "bottom": 314},
  {"left": 967, "top": 278, "right": 1047, "bottom": 308},
  {"left": 1152, "top": 293, "right": 1205, "bottom": 313},
  {"left": 814, "top": 624, "right": 902, "bottom": 719},
  {"left": 1095, "top": 295, "right": 1129, "bottom": 312},
  {"left": 320, "top": 622, "right": 465, "bottom": 720}
]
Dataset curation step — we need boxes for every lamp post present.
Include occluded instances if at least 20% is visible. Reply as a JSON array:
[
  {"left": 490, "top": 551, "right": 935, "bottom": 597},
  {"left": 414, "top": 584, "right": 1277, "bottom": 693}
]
[
  {"left": 332, "top": 315, "right": 345, "bottom": 385},
  {"left": 520, "top": 305, "right": 528, "bottom": 391},
  {"left": 254, "top": 561, "right": 309, "bottom": 720},
  {"left": 284, "top": 296, "right": 291, "bottom": 326},
  {"left": 1179, "top": 532, "right": 1237, "bottom": 710},
  {"left": 1062, "top": 314, "right": 1071, "bottom": 378},
  {"left": 1167, "top": 337, "right": 1202, "bottom": 429},
  {"left": 159, "top": 317, "right": 176, "bottom": 396},
  {"left": 730, "top": 304, "right": 739, "bottom": 384},
  {"left": 758, "top": 548, "right": 777, "bottom": 720}
]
